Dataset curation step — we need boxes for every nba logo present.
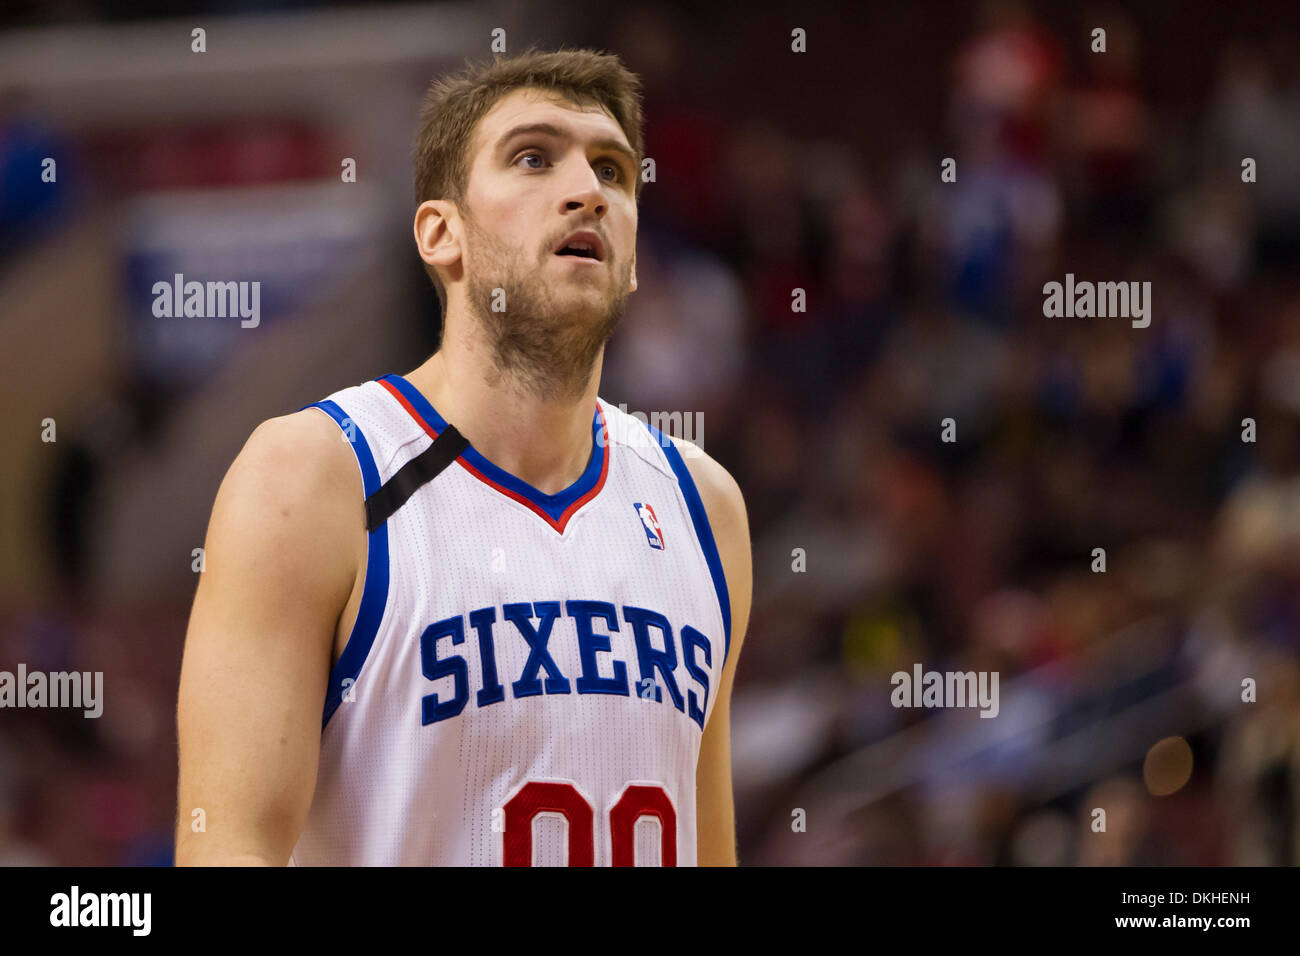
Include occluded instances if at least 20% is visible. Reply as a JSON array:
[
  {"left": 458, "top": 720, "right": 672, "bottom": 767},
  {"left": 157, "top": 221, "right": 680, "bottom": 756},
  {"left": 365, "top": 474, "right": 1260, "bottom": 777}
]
[{"left": 634, "top": 502, "right": 665, "bottom": 550}]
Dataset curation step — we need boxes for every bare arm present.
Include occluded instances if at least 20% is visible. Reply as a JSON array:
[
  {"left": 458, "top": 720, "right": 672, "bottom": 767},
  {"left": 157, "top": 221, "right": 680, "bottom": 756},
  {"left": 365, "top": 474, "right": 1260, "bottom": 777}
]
[
  {"left": 673, "top": 438, "right": 752, "bottom": 867},
  {"left": 175, "top": 410, "right": 362, "bottom": 865}
]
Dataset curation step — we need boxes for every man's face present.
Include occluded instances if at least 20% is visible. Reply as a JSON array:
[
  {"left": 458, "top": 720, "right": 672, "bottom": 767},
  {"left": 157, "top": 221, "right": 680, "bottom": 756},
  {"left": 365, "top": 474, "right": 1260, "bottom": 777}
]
[{"left": 456, "top": 87, "right": 639, "bottom": 399}]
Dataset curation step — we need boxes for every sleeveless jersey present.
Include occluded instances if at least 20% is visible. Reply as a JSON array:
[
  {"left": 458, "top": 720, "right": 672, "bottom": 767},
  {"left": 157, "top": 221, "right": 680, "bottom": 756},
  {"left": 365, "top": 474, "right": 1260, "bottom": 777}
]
[{"left": 287, "top": 373, "right": 731, "bottom": 866}]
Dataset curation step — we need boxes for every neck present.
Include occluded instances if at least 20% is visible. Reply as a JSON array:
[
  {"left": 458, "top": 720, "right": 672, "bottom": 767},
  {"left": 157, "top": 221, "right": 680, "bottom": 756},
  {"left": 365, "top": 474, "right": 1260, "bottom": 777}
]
[{"left": 404, "top": 318, "right": 602, "bottom": 496}]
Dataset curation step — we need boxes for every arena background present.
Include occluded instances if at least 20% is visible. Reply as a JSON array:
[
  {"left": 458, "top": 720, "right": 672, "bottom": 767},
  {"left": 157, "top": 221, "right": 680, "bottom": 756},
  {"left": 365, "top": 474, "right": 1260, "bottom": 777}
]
[{"left": 1, "top": 0, "right": 1298, "bottom": 866}]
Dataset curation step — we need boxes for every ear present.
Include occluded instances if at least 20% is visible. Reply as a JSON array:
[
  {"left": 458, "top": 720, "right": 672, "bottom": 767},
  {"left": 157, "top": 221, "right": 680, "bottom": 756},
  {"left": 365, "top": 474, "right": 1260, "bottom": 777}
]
[
  {"left": 413, "top": 199, "right": 462, "bottom": 274},
  {"left": 629, "top": 253, "right": 637, "bottom": 293}
]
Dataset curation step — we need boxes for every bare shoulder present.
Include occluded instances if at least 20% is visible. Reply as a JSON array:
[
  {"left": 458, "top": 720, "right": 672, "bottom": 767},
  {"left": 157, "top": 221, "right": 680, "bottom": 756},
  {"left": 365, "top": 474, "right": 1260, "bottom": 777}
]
[
  {"left": 235, "top": 407, "right": 358, "bottom": 482},
  {"left": 205, "top": 407, "right": 364, "bottom": 599},
  {"left": 664, "top": 434, "right": 751, "bottom": 654},
  {"left": 223, "top": 408, "right": 362, "bottom": 517},
  {"left": 664, "top": 434, "right": 746, "bottom": 539},
  {"left": 184, "top": 406, "right": 363, "bottom": 686}
]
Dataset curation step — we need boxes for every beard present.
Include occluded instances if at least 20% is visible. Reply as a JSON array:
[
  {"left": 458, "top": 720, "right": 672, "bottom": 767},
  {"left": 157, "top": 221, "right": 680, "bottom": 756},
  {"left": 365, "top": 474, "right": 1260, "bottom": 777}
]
[{"left": 462, "top": 207, "right": 633, "bottom": 403}]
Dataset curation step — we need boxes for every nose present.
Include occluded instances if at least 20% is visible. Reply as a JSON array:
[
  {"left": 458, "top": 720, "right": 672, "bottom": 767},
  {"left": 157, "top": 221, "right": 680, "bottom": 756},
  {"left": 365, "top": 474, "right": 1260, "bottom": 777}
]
[{"left": 559, "top": 160, "right": 607, "bottom": 219}]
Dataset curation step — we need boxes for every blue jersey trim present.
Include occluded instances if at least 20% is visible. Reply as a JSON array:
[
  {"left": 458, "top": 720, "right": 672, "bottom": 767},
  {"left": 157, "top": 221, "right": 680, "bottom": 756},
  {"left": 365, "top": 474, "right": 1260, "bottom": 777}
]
[
  {"left": 302, "top": 399, "right": 390, "bottom": 729},
  {"left": 380, "top": 373, "right": 605, "bottom": 524},
  {"left": 644, "top": 423, "right": 732, "bottom": 663}
]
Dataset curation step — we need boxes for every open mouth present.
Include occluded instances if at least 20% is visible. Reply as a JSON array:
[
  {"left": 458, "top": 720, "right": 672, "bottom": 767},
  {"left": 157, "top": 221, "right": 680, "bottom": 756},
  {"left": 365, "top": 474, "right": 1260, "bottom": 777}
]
[
  {"left": 556, "top": 247, "right": 600, "bottom": 262},
  {"left": 554, "top": 231, "right": 605, "bottom": 263}
]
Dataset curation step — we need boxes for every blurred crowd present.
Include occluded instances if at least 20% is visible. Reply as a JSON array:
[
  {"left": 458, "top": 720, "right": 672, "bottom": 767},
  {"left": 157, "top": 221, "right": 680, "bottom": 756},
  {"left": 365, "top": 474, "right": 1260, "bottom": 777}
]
[{"left": 2, "top": 1, "right": 1299, "bottom": 865}]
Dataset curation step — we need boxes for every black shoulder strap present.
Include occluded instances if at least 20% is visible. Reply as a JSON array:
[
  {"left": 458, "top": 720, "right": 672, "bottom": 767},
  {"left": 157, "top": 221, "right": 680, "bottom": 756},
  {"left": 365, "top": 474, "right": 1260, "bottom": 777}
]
[{"left": 364, "top": 425, "right": 469, "bottom": 532}]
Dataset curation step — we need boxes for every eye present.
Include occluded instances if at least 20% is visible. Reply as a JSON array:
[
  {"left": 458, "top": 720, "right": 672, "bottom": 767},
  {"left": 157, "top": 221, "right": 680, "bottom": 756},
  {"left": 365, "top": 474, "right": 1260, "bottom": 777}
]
[
  {"left": 598, "top": 161, "right": 622, "bottom": 183},
  {"left": 514, "top": 149, "right": 548, "bottom": 170}
]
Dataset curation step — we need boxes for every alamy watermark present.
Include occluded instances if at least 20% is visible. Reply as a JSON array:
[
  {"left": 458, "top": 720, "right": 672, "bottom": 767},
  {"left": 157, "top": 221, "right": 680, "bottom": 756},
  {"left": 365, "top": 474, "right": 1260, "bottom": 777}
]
[
  {"left": 890, "top": 664, "right": 999, "bottom": 718},
  {"left": 50, "top": 886, "right": 150, "bottom": 936},
  {"left": 151, "top": 272, "right": 261, "bottom": 328},
  {"left": 604, "top": 404, "right": 705, "bottom": 457},
  {"left": 0, "top": 664, "right": 103, "bottom": 718},
  {"left": 1042, "top": 273, "right": 1151, "bottom": 328}
]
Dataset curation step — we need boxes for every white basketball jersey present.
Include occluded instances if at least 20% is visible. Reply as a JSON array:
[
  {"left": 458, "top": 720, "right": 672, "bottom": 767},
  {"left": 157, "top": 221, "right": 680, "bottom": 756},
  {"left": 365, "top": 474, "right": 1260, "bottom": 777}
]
[{"left": 287, "top": 373, "right": 731, "bottom": 866}]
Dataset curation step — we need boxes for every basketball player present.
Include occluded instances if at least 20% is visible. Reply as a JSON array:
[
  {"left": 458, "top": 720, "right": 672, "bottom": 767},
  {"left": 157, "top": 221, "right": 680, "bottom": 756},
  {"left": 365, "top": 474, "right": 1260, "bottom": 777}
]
[{"left": 174, "top": 48, "right": 751, "bottom": 866}]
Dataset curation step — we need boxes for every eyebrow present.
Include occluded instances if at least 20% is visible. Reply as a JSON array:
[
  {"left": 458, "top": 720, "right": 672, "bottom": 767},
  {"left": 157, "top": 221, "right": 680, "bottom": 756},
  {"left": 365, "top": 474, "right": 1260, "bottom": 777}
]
[{"left": 496, "top": 122, "right": 637, "bottom": 171}]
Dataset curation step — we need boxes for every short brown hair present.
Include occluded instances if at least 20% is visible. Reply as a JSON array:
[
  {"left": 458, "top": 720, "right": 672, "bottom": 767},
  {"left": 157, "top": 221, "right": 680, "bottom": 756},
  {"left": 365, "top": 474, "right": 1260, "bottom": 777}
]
[{"left": 413, "top": 46, "right": 645, "bottom": 313}]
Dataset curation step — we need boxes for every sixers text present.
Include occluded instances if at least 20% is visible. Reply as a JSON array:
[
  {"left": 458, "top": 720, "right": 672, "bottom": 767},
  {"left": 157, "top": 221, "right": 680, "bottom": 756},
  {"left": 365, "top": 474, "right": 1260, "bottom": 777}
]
[{"left": 416, "top": 601, "right": 714, "bottom": 731}]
